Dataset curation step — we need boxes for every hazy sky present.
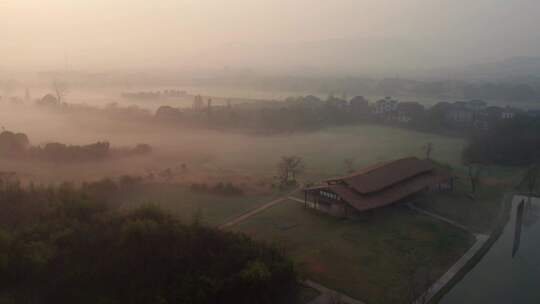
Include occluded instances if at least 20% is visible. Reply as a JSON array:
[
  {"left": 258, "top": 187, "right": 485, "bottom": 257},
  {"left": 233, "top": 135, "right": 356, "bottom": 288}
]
[{"left": 1, "top": 0, "right": 539, "bottom": 72}]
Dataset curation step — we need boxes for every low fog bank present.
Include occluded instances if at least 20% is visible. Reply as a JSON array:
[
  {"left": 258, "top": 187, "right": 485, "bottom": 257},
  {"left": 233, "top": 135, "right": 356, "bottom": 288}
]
[
  {"left": 4, "top": 65, "right": 540, "bottom": 113},
  {"left": 0, "top": 101, "right": 325, "bottom": 187},
  {"left": 0, "top": 80, "right": 531, "bottom": 187}
]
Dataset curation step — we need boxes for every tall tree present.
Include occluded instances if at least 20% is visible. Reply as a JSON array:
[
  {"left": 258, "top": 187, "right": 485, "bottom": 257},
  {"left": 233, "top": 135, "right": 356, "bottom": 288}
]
[
  {"left": 518, "top": 163, "right": 540, "bottom": 228},
  {"left": 466, "top": 163, "right": 484, "bottom": 194},
  {"left": 277, "top": 156, "right": 305, "bottom": 186},
  {"left": 519, "top": 164, "right": 539, "bottom": 195},
  {"left": 51, "top": 80, "right": 69, "bottom": 103},
  {"left": 193, "top": 95, "right": 204, "bottom": 111},
  {"left": 343, "top": 158, "right": 355, "bottom": 174},
  {"left": 423, "top": 142, "right": 433, "bottom": 160}
]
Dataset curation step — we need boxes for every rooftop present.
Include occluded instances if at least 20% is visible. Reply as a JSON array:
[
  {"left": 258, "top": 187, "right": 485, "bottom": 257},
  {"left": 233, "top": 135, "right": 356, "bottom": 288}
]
[
  {"left": 308, "top": 157, "right": 452, "bottom": 212},
  {"left": 325, "top": 157, "right": 436, "bottom": 194}
]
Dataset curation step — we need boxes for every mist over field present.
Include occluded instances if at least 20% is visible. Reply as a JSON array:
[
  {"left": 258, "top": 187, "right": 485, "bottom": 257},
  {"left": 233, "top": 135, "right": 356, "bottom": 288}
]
[{"left": 1, "top": 1, "right": 540, "bottom": 304}]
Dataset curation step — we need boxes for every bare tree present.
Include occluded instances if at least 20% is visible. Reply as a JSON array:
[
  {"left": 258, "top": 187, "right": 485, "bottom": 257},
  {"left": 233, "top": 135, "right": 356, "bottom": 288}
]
[
  {"left": 423, "top": 142, "right": 433, "bottom": 160},
  {"left": 193, "top": 95, "right": 204, "bottom": 111},
  {"left": 519, "top": 164, "right": 539, "bottom": 195},
  {"left": 466, "top": 163, "right": 484, "bottom": 194},
  {"left": 343, "top": 158, "right": 355, "bottom": 174},
  {"left": 159, "top": 168, "right": 174, "bottom": 182},
  {"left": 519, "top": 164, "right": 540, "bottom": 227},
  {"left": 277, "top": 156, "right": 305, "bottom": 186},
  {"left": 207, "top": 98, "right": 213, "bottom": 116},
  {"left": 51, "top": 80, "right": 69, "bottom": 103}
]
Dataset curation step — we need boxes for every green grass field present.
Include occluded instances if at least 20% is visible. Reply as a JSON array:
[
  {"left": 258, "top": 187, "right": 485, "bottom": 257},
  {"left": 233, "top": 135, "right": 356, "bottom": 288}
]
[
  {"left": 412, "top": 168, "right": 523, "bottom": 233},
  {"left": 232, "top": 200, "right": 474, "bottom": 304},
  {"left": 114, "top": 124, "right": 514, "bottom": 303},
  {"left": 212, "top": 124, "right": 466, "bottom": 182},
  {"left": 114, "top": 124, "right": 468, "bottom": 224},
  {"left": 117, "top": 183, "right": 281, "bottom": 226}
]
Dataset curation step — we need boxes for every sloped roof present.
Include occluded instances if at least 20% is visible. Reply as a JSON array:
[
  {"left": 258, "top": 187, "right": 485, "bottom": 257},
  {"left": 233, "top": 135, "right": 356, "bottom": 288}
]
[
  {"left": 326, "top": 157, "right": 435, "bottom": 194},
  {"left": 331, "top": 168, "right": 449, "bottom": 211},
  {"left": 309, "top": 157, "right": 452, "bottom": 212}
]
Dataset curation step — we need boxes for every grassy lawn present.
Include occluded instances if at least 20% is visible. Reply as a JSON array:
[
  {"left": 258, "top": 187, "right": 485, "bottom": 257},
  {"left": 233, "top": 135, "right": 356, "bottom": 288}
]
[
  {"left": 413, "top": 167, "right": 524, "bottom": 233},
  {"left": 210, "top": 124, "right": 466, "bottom": 182},
  {"left": 109, "top": 124, "right": 468, "bottom": 222},
  {"left": 232, "top": 199, "right": 474, "bottom": 304},
  {"left": 117, "top": 183, "right": 281, "bottom": 226},
  {"left": 111, "top": 124, "right": 514, "bottom": 303}
]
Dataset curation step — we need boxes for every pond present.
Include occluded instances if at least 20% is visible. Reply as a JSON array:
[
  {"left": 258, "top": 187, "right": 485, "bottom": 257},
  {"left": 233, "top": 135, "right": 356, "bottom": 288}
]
[{"left": 441, "top": 195, "right": 540, "bottom": 304}]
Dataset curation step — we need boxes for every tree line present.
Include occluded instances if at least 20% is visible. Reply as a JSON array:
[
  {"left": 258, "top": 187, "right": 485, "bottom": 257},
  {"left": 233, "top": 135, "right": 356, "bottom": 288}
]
[
  {"left": 0, "top": 176, "right": 299, "bottom": 304},
  {"left": 0, "top": 130, "right": 152, "bottom": 162}
]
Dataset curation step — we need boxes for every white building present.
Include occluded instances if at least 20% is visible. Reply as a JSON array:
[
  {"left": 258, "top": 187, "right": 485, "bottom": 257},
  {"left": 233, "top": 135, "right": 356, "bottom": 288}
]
[{"left": 374, "top": 97, "right": 398, "bottom": 115}]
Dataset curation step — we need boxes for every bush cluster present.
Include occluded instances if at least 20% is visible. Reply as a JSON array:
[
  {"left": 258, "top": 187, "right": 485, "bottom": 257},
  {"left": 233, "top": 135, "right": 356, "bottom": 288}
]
[
  {"left": 190, "top": 182, "right": 244, "bottom": 196},
  {"left": 0, "top": 178, "right": 297, "bottom": 304}
]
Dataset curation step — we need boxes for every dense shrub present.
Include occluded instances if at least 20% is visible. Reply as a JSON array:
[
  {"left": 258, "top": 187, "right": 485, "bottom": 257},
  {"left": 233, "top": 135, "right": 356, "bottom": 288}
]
[
  {"left": 212, "top": 182, "right": 244, "bottom": 196},
  {"left": 30, "top": 141, "right": 111, "bottom": 161},
  {"left": 0, "top": 130, "right": 152, "bottom": 162},
  {"left": 190, "top": 182, "right": 243, "bottom": 196},
  {"left": 0, "top": 131, "right": 30, "bottom": 157},
  {"left": 0, "top": 179, "right": 298, "bottom": 304}
]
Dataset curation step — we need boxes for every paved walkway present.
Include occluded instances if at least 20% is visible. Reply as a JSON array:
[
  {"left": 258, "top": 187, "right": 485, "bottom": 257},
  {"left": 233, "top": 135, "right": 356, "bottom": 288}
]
[
  {"left": 413, "top": 234, "right": 488, "bottom": 304},
  {"left": 219, "top": 187, "right": 301, "bottom": 229},
  {"left": 406, "top": 203, "right": 472, "bottom": 232},
  {"left": 406, "top": 203, "right": 490, "bottom": 303},
  {"left": 288, "top": 196, "right": 308, "bottom": 205},
  {"left": 218, "top": 196, "right": 287, "bottom": 229},
  {"left": 304, "top": 280, "right": 366, "bottom": 304}
]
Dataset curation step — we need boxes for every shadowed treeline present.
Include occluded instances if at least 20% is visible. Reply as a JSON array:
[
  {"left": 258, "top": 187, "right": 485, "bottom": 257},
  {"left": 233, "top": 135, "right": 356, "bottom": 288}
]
[{"left": 0, "top": 175, "right": 299, "bottom": 304}]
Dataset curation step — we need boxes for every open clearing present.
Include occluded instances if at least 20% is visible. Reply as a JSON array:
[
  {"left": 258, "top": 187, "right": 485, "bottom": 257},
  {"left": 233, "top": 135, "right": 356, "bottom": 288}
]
[
  {"left": 231, "top": 199, "right": 474, "bottom": 304},
  {"left": 3, "top": 104, "right": 514, "bottom": 303},
  {"left": 413, "top": 168, "right": 523, "bottom": 233},
  {"left": 117, "top": 183, "right": 281, "bottom": 226},
  {"left": 108, "top": 123, "right": 472, "bottom": 225},
  {"left": 208, "top": 124, "right": 466, "bottom": 182}
]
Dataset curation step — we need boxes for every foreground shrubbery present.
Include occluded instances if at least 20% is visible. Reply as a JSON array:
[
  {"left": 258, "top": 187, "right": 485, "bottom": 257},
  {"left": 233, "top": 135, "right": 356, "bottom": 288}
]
[{"left": 0, "top": 178, "right": 298, "bottom": 304}]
